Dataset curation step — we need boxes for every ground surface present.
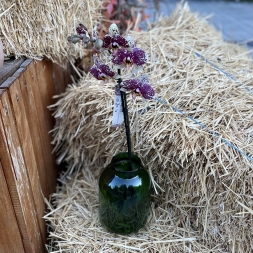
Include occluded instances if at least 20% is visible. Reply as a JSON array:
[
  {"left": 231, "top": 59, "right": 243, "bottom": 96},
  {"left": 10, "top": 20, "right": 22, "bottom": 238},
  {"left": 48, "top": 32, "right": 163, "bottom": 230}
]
[{"left": 146, "top": 0, "right": 253, "bottom": 48}]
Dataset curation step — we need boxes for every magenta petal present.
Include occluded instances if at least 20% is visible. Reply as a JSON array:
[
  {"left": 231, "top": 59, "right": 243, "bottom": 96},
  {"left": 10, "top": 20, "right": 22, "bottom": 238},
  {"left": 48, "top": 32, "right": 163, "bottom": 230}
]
[
  {"left": 92, "top": 55, "right": 115, "bottom": 78},
  {"left": 76, "top": 23, "right": 88, "bottom": 36},
  {"left": 111, "top": 49, "right": 128, "bottom": 65},
  {"left": 122, "top": 79, "right": 139, "bottom": 90},
  {"left": 114, "top": 34, "right": 129, "bottom": 48},
  {"left": 90, "top": 65, "right": 101, "bottom": 80},
  {"left": 132, "top": 48, "right": 147, "bottom": 66},
  {"left": 102, "top": 35, "right": 112, "bottom": 48},
  {"left": 99, "top": 64, "right": 115, "bottom": 78},
  {"left": 139, "top": 83, "right": 155, "bottom": 99}
]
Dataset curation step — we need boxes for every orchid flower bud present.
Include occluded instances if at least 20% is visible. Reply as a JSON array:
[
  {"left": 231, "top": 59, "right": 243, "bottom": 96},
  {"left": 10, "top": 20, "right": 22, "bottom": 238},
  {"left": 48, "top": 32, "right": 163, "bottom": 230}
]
[
  {"left": 125, "top": 35, "right": 135, "bottom": 48},
  {"left": 94, "top": 39, "right": 103, "bottom": 51},
  {"left": 109, "top": 23, "right": 120, "bottom": 36},
  {"left": 67, "top": 35, "right": 82, "bottom": 44}
]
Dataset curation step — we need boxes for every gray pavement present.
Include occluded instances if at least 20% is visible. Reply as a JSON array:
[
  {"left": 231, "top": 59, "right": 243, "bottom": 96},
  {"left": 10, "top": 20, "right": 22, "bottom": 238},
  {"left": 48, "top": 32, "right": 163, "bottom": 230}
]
[{"left": 145, "top": 0, "right": 253, "bottom": 47}]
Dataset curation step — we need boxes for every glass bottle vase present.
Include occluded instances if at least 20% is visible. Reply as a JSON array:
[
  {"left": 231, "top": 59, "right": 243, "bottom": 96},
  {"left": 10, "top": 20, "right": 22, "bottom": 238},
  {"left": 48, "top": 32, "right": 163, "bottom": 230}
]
[{"left": 99, "top": 152, "right": 151, "bottom": 234}]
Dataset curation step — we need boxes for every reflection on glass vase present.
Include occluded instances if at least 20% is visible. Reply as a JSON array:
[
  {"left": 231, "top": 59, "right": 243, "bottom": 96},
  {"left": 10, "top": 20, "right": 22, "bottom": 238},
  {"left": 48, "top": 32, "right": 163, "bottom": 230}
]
[{"left": 99, "top": 152, "right": 151, "bottom": 235}]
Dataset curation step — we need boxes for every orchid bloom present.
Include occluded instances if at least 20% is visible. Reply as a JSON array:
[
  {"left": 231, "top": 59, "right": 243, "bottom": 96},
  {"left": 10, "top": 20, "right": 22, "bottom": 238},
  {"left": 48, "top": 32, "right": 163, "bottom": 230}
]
[
  {"left": 121, "top": 75, "right": 155, "bottom": 100},
  {"left": 76, "top": 23, "right": 92, "bottom": 43},
  {"left": 69, "top": 23, "right": 156, "bottom": 100},
  {"left": 102, "top": 24, "right": 129, "bottom": 50},
  {"left": 89, "top": 55, "right": 115, "bottom": 81},
  {"left": 111, "top": 47, "right": 147, "bottom": 68}
]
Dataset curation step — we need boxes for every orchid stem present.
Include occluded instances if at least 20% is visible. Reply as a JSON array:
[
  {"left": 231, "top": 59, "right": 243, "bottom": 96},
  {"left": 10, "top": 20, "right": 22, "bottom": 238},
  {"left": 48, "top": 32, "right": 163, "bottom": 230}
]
[{"left": 117, "top": 69, "right": 132, "bottom": 170}]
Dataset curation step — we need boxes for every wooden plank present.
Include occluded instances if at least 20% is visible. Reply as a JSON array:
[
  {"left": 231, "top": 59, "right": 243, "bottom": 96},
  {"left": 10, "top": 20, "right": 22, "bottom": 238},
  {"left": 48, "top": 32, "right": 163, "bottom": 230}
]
[
  {"left": 0, "top": 58, "right": 25, "bottom": 85},
  {"left": 52, "top": 62, "right": 72, "bottom": 95},
  {"left": 6, "top": 74, "right": 47, "bottom": 249},
  {"left": 12, "top": 66, "right": 27, "bottom": 78},
  {"left": 0, "top": 160, "right": 25, "bottom": 253},
  {"left": 30, "top": 60, "right": 58, "bottom": 194},
  {"left": 35, "top": 60, "right": 56, "bottom": 110},
  {"left": 0, "top": 59, "right": 71, "bottom": 252},
  {"left": 0, "top": 89, "right": 44, "bottom": 253},
  {"left": 0, "top": 76, "right": 16, "bottom": 89},
  {"left": 20, "top": 59, "right": 33, "bottom": 69},
  {"left": 16, "top": 62, "right": 49, "bottom": 199}
]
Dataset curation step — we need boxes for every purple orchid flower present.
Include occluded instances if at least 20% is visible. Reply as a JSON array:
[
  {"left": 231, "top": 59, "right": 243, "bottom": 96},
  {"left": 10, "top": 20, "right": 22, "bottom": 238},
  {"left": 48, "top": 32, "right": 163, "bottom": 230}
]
[
  {"left": 76, "top": 23, "right": 90, "bottom": 37},
  {"left": 89, "top": 55, "right": 115, "bottom": 81},
  {"left": 112, "top": 47, "right": 147, "bottom": 67},
  {"left": 102, "top": 23, "right": 129, "bottom": 50},
  {"left": 102, "top": 34, "right": 130, "bottom": 50},
  {"left": 121, "top": 75, "right": 155, "bottom": 100},
  {"left": 76, "top": 23, "right": 92, "bottom": 43}
]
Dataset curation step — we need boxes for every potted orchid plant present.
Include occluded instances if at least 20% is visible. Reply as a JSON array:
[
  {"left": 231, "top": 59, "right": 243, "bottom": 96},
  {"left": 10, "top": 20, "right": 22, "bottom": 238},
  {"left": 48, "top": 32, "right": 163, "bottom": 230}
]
[{"left": 68, "top": 23, "right": 156, "bottom": 234}]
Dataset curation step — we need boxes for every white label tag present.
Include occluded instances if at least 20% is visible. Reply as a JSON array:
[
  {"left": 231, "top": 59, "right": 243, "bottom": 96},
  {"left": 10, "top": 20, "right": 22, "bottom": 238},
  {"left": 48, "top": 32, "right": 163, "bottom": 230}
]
[{"left": 112, "top": 85, "right": 124, "bottom": 127}]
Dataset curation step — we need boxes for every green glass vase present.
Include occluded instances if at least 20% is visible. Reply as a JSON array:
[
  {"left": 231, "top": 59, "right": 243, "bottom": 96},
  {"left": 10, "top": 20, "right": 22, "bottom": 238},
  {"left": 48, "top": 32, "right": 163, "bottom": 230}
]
[{"left": 99, "top": 152, "right": 151, "bottom": 234}]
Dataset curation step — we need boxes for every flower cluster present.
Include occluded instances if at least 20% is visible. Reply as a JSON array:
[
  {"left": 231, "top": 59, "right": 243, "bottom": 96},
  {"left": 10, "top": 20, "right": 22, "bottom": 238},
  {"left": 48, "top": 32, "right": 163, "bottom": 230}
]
[{"left": 68, "top": 23, "right": 155, "bottom": 100}]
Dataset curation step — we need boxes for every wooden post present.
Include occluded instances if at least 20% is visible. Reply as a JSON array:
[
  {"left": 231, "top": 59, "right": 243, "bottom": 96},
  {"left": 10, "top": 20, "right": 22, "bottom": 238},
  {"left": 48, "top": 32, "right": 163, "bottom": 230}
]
[
  {"left": 0, "top": 59, "right": 71, "bottom": 253},
  {"left": 0, "top": 91, "right": 25, "bottom": 253}
]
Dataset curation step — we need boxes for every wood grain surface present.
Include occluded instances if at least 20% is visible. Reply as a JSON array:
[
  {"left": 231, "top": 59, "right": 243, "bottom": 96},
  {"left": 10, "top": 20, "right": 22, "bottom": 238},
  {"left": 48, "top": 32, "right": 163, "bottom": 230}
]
[
  {"left": 0, "top": 59, "right": 71, "bottom": 253},
  {"left": 0, "top": 90, "right": 25, "bottom": 253},
  {"left": 0, "top": 89, "right": 44, "bottom": 253}
]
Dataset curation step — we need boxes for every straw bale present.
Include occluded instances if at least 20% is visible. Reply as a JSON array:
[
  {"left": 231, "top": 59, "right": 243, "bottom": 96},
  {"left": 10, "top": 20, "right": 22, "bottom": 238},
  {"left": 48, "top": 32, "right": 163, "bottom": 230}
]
[
  {"left": 0, "top": 38, "right": 3, "bottom": 68},
  {"left": 46, "top": 3, "right": 253, "bottom": 252},
  {"left": 0, "top": 0, "right": 102, "bottom": 65},
  {"left": 45, "top": 170, "right": 202, "bottom": 252}
]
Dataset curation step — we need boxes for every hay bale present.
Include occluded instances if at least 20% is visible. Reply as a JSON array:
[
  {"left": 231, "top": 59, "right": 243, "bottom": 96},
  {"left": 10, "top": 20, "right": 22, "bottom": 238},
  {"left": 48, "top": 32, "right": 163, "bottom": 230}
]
[
  {"left": 0, "top": 38, "right": 3, "bottom": 68},
  {"left": 45, "top": 170, "right": 200, "bottom": 252},
  {"left": 46, "top": 3, "right": 253, "bottom": 252},
  {"left": 0, "top": 0, "right": 102, "bottom": 65}
]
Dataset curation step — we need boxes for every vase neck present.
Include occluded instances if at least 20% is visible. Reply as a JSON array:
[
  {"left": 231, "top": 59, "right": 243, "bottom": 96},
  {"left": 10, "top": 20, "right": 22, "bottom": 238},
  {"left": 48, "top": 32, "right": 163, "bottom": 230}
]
[{"left": 111, "top": 153, "right": 142, "bottom": 172}]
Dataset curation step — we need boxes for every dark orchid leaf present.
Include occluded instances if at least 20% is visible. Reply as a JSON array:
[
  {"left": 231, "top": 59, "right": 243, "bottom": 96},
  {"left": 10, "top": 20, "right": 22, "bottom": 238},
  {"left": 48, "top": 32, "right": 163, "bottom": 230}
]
[{"left": 132, "top": 48, "right": 147, "bottom": 66}]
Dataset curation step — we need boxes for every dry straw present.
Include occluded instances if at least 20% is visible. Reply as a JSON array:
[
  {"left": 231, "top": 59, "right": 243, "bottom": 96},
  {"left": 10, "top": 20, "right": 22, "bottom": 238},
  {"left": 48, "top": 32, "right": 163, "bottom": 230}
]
[
  {"left": 46, "top": 3, "right": 253, "bottom": 252},
  {"left": 0, "top": 0, "right": 102, "bottom": 65}
]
